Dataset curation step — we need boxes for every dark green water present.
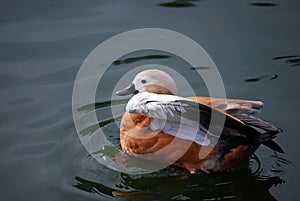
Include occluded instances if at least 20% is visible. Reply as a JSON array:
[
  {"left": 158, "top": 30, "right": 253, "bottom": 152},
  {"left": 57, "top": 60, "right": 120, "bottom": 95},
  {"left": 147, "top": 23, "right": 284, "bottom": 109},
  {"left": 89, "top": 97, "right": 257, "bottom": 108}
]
[{"left": 0, "top": 0, "right": 299, "bottom": 200}]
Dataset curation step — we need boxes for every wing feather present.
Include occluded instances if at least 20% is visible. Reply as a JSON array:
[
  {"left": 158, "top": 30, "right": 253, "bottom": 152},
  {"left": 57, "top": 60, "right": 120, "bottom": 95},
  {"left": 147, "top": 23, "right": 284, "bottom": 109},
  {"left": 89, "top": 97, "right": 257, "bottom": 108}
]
[
  {"left": 126, "top": 92, "right": 282, "bottom": 153},
  {"left": 187, "top": 96, "right": 264, "bottom": 115}
]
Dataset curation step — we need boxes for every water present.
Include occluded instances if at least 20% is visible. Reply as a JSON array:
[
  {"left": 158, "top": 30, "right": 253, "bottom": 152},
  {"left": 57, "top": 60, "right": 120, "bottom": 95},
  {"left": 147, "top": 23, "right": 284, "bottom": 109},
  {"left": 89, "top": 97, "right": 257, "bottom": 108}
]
[{"left": 0, "top": 0, "right": 299, "bottom": 200}]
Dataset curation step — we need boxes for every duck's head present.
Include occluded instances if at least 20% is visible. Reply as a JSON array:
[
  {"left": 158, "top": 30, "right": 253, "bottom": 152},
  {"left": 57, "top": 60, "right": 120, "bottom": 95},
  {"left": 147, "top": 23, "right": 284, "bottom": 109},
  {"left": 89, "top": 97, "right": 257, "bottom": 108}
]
[{"left": 116, "top": 69, "right": 178, "bottom": 96}]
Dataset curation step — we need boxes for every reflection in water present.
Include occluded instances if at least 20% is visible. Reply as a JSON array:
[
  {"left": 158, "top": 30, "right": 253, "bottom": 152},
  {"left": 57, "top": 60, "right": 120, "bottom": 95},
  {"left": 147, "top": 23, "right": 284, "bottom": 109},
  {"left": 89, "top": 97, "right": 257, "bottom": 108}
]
[
  {"left": 159, "top": 0, "right": 197, "bottom": 8},
  {"left": 262, "top": 154, "right": 292, "bottom": 175},
  {"left": 273, "top": 55, "right": 300, "bottom": 67},
  {"left": 244, "top": 74, "right": 278, "bottom": 82},
  {"left": 74, "top": 176, "right": 117, "bottom": 197},
  {"left": 250, "top": 2, "right": 278, "bottom": 7},
  {"left": 74, "top": 163, "right": 283, "bottom": 201},
  {"left": 113, "top": 55, "right": 170, "bottom": 65}
]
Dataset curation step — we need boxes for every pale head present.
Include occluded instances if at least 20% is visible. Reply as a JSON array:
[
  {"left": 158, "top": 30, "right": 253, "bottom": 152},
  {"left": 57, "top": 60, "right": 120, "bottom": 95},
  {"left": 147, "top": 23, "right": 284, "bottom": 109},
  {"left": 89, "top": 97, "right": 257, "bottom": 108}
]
[{"left": 116, "top": 69, "right": 178, "bottom": 96}]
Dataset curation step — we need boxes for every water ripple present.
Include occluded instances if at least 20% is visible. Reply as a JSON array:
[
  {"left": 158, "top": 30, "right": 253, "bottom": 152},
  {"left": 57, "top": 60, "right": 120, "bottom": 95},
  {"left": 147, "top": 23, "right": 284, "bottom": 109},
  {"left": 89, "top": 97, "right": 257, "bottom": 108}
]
[
  {"left": 113, "top": 54, "right": 170, "bottom": 65},
  {"left": 273, "top": 55, "right": 300, "bottom": 67},
  {"left": 159, "top": 0, "right": 198, "bottom": 8},
  {"left": 250, "top": 2, "right": 278, "bottom": 7},
  {"left": 244, "top": 74, "right": 278, "bottom": 82}
]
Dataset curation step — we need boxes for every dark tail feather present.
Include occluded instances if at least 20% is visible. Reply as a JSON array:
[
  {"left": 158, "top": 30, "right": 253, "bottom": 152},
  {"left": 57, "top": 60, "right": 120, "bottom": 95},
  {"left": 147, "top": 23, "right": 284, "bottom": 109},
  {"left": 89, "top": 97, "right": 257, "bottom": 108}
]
[
  {"left": 232, "top": 114, "right": 283, "bottom": 153},
  {"left": 233, "top": 114, "right": 282, "bottom": 133},
  {"left": 253, "top": 131, "right": 284, "bottom": 153},
  {"left": 263, "top": 140, "right": 284, "bottom": 153}
]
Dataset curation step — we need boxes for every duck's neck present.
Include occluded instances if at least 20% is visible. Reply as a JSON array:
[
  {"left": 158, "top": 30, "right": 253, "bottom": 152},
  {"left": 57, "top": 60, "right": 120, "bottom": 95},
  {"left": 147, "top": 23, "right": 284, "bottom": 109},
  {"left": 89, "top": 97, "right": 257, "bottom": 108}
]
[{"left": 145, "top": 84, "right": 176, "bottom": 95}]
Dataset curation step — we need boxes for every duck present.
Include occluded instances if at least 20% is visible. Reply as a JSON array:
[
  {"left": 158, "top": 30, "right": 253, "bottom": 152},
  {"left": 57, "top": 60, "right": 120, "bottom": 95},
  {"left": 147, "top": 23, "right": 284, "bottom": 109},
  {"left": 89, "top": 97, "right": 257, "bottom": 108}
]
[{"left": 115, "top": 69, "right": 283, "bottom": 173}]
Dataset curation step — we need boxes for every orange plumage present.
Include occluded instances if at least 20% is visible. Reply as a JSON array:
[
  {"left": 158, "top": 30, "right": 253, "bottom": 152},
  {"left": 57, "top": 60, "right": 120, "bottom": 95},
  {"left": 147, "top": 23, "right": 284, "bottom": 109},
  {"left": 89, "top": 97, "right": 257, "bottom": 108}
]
[{"left": 116, "top": 69, "right": 283, "bottom": 173}]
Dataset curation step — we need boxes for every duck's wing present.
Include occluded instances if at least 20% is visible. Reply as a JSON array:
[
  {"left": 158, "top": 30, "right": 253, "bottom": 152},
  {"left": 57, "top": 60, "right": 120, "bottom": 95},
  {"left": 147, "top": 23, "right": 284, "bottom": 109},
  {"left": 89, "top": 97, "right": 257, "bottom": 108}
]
[
  {"left": 127, "top": 93, "right": 282, "bottom": 153},
  {"left": 187, "top": 96, "right": 264, "bottom": 115},
  {"left": 127, "top": 93, "right": 211, "bottom": 146},
  {"left": 186, "top": 96, "right": 284, "bottom": 152},
  {"left": 188, "top": 96, "right": 282, "bottom": 135}
]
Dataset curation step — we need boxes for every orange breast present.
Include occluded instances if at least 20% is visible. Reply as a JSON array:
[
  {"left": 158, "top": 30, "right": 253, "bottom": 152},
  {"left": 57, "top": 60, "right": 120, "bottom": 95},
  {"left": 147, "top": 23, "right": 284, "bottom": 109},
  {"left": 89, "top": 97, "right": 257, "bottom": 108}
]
[
  {"left": 120, "top": 112, "right": 259, "bottom": 173},
  {"left": 120, "top": 112, "right": 217, "bottom": 172}
]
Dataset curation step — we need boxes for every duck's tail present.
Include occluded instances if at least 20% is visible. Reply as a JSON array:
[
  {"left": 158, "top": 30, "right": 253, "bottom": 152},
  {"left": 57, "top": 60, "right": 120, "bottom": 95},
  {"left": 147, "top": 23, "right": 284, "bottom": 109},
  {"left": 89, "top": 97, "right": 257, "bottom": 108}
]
[
  {"left": 262, "top": 139, "right": 284, "bottom": 153},
  {"left": 233, "top": 114, "right": 284, "bottom": 153}
]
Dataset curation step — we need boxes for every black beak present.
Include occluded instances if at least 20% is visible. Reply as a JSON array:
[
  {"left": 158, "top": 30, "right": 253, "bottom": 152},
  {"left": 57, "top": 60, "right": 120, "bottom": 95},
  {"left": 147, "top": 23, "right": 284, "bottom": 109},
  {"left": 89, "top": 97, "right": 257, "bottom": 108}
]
[{"left": 115, "top": 83, "right": 138, "bottom": 96}]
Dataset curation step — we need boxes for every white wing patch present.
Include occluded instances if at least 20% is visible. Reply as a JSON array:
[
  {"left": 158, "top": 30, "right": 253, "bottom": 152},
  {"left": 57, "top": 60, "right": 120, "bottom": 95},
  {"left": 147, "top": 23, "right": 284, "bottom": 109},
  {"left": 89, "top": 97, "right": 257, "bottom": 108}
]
[
  {"left": 126, "top": 92, "right": 211, "bottom": 146},
  {"left": 161, "top": 118, "right": 211, "bottom": 146}
]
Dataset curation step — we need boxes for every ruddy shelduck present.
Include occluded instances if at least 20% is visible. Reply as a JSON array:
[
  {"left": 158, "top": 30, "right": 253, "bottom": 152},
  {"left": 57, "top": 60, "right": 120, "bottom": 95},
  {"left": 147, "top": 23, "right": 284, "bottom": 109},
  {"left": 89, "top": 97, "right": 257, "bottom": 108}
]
[{"left": 116, "top": 69, "right": 283, "bottom": 173}]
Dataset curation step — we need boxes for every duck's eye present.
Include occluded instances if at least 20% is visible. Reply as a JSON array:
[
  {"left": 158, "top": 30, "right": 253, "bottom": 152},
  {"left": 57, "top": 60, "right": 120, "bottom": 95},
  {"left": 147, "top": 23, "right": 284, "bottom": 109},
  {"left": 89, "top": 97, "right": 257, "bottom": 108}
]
[{"left": 141, "top": 79, "right": 147, "bottom": 84}]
